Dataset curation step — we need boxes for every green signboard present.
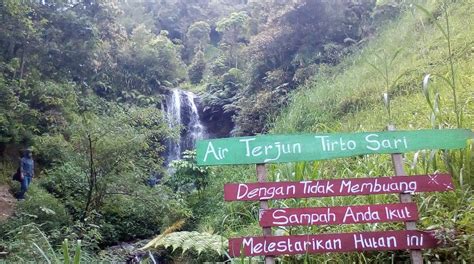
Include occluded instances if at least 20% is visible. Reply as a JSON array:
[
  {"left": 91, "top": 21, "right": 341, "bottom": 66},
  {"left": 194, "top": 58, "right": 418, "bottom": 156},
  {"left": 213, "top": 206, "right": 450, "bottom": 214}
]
[{"left": 196, "top": 129, "right": 473, "bottom": 166}]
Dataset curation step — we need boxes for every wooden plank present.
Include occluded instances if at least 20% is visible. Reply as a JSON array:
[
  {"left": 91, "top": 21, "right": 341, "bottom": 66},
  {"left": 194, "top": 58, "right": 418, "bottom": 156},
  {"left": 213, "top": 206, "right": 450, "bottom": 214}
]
[
  {"left": 196, "top": 129, "right": 473, "bottom": 165},
  {"left": 224, "top": 174, "right": 454, "bottom": 201},
  {"left": 388, "top": 125, "right": 423, "bottom": 264},
  {"left": 256, "top": 164, "right": 275, "bottom": 264},
  {"left": 228, "top": 230, "right": 438, "bottom": 257},
  {"left": 260, "top": 203, "right": 419, "bottom": 227}
]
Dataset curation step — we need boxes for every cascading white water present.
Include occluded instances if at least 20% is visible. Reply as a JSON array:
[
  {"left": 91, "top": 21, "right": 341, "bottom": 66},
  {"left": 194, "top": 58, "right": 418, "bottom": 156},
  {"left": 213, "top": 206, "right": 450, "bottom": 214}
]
[
  {"left": 165, "top": 89, "right": 207, "bottom": 163},
  {"left": 182, "top": 90, "right": 206, "bottom": 147},
  {"left": 165, "top": 89, "right": 183, "bottom": 162}
]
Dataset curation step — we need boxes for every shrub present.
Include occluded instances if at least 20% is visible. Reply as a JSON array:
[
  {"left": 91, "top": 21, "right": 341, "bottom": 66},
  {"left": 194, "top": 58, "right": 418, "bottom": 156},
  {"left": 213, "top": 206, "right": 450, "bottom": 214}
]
[
  {"left": 39, "top": 161, "right": 87, "bottom": 218},
  {"left": 3, "top": 185, "right": 71, "bottom": 243},
  {"left": 188, "top": 50, "right": 206, "bottom": 84},
  {"left": 166, "top": 150, "right": 213, "bottom": 193},
  {"left": 33, "top": 134, "right": 73, "bottom": 167},
  {"left": 99, "top": 185, "right": 192, "bottom": 246}
]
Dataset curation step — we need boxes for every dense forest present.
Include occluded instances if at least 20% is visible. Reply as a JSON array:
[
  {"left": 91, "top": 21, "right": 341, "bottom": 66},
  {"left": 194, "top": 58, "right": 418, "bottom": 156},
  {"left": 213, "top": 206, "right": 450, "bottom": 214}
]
[{"left": 0, "top": 0, "right": 473, "bottom": 263}]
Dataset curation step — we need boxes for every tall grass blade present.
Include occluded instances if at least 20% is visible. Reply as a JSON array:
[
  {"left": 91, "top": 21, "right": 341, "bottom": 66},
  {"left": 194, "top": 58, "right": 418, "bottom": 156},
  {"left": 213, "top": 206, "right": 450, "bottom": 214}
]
[
  {"left": 389, "top": 48, "right": 403, "bottom": 66},
  {"left": 148, "top": 251, "right": 157, "bottom": 264},
  {"left": 365, "top": 60, "right": 385, "bottom": 78},
  {"left": 414, "top": 4, "right": 448, "bottom": 40},
  {"left": 73, "top": 240, "right": 81, "bottom": 264},
  {"left": 62, "top": 239, "right": 70, "bottom": 264},
  {"left": 422, "top": 74, "right": 434, "bottom": 111},
  {"left": 32, "top": 242, "right": 52, "bottom": 264},
  {"left": 32, "top": 224, "right": 57, "bottom": 261}
]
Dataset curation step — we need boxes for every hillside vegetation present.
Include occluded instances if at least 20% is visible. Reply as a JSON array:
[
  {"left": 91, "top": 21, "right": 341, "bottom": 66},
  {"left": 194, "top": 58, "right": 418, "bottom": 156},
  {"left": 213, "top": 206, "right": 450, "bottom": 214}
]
[
  {"left": 189, "top": 1, "right": 474, "bottom": 263},
  {"left": 273, "top": 1, "right": 473, "bottom": 134},
  {"left": 0, "top": 0, "right": 472, "bottom": 263}
]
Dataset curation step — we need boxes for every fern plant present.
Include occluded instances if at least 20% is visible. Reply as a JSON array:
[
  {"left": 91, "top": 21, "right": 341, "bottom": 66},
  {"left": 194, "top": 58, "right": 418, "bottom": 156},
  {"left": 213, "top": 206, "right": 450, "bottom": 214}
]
[
  {"left": 142, "top": 220, "right": 228, "bottom": 257},
  {"left": 140, "top": 220, "right": 229, "bottom": 262},
  {"left": 142, "top": 231, "right": 228, "bottom": 256}
]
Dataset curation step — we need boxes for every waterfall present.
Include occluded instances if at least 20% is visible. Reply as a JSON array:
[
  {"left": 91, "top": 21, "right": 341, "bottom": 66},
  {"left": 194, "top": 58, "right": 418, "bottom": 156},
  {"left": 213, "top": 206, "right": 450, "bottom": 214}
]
[
  {"left": 182, "top": 90, "right": 206, "bottom": 149},
  {"left": 165, "top": 89, "right": 207, "bottom": 163},
  {"left": 165, "top": 89, "right": 182, "bottom": 163}
]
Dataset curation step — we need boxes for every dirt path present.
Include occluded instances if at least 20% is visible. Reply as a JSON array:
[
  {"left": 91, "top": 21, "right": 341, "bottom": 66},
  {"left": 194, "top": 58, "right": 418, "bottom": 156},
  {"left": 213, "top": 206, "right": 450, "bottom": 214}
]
[{"left": 0, "top": 185, "right": 15, "bottom": 221}]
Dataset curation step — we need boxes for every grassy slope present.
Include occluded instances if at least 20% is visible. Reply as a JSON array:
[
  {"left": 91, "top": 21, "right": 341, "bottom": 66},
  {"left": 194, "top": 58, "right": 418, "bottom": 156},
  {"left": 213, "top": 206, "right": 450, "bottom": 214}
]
[
  {"left": 266, "top": 1, "right": 474, "bottom": 262},
  {"left": 218, "top": 1, "right": 473, "bottom": 262},
  {"left": 273, "top": 0, "right": 473, "bottom": 134}
]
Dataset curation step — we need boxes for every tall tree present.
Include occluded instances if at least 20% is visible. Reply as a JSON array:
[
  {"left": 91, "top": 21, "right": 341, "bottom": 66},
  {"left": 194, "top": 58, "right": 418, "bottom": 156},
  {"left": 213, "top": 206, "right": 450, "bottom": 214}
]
[
  {"left": 216, "top": 11, "right": 250, "bottom": 68},
  {"left": 188, "top": 49, "right": 206, "bottom": 84},
  {"left": 187, "top": 21, "right": 211, "bottom": 52}
]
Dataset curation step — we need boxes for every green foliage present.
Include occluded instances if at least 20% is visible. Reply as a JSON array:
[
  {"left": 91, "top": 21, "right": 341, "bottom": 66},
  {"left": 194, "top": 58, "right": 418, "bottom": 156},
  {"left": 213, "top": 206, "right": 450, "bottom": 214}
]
[
  {"left": 0, "top": 75, "right": 19, "bottom": 144},
  {"left": 4, "top": 185, "right": 71, "bottom": 237},
  {"left": 62, "top": 239, "right": 82, "bottom": 264},
  {"left": 0, "top": 1, "right": 188, "bottom": 249},
  {"left": 273, "top": 0, "right": 473, "bottom": 134},
  {"left": 209, "top": 0, "right": 377, "bottom": 135},
  {"left": 0, "top": 222, "right": 104, "bottom": 263},
  {"left": 216, "top": 11, "right": 250, "bottom": 69},
  {"left": 109, "top": 24, "right": 186, "bottom": 97},
  {"left": 32, "top": 238, "right": 84, "bottom": 264},
  {"left": 187, "top": 21, "right": 211, "bottom": 52},
  {"left": 1, "top": 0, "right": 473, "bottom": 263},
  {"left": 188, "top": 50, "right": 206, "bottom": 84},
  {"left": 0, "top": 79, "right": 77, "bottom": 145},
  {"left": 216, "top": 11, "right": 250, "bottom": 40},
  {"left": 34, "top": 104, "right": 190, "bottom": 246},
  {"left": 420, "top": 190, "right": 474, "bottom": 263},
  {"left": 0, "top": 0, "right": 216, "bottom": 262},
  {"left": 143, "top": 231, "right": 227, "bottom": 256},
  {"left": 202, "top": 67, "right": 243, "bottom": 115},
  {"left": 167, "top": 150, "right": 213, "bottom": 193},
  {"left": 265, "top": 1, "right": 474, "bottom": 262},
  {"left": 416, "top": 3, "right": 461, "bottom": 129},
  {"left": 33, "top": 134, "right": 73, "bottom": 167},
  {"left": 365, "top": 48, "right": 405, "bottom": 122},
  {"left": 99, "top": 186, "right": 191, "bottom": 246},
  {"left": 235, "top": 89, "right": 288, "bottom": 136}
]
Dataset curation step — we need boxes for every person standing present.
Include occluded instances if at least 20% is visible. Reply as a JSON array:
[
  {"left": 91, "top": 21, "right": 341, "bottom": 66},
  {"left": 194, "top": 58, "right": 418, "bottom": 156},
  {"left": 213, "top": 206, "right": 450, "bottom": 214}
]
[{"left": 18, "top": 149, "right": 34, "bottom": 200}]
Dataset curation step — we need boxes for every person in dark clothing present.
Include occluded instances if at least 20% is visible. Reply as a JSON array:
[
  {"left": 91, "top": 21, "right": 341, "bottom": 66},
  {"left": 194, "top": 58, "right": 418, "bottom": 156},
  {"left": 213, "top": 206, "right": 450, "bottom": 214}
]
[{"left": 18, "top": 149, "right": 34, "bottom": 200}]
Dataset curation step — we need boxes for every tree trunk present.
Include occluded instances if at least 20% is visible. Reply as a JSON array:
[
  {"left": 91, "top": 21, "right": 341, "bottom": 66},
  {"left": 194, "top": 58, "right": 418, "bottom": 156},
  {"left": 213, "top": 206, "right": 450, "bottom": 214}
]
[
  {"left": 82, "top": 134, "right": 96, "bottom": 221},
  {"left": 19, "top": 47, "right": 26, "bottom": 81}
]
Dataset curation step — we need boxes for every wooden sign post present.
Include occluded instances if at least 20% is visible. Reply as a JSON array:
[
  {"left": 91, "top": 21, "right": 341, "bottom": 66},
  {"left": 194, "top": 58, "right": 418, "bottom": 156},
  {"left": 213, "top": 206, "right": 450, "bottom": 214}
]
[
  {"left": 257, "top": 164, "right": 275, "bottom": 264},
  {"left": 388, "top": 125, "right": 422, "bottom": 264},
  {"left": 196, "top": 129, "right": 473, "bottom": 262}
]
